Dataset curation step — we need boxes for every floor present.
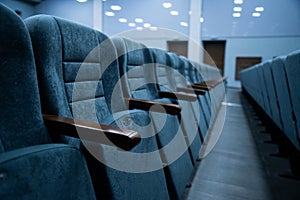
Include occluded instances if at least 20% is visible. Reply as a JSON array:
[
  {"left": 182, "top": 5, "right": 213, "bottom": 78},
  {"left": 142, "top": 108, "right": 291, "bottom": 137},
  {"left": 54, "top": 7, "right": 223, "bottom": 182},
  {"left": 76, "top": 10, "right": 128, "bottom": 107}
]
[{"left": 184, "top": 88, "right": 300, "bottom": 200}]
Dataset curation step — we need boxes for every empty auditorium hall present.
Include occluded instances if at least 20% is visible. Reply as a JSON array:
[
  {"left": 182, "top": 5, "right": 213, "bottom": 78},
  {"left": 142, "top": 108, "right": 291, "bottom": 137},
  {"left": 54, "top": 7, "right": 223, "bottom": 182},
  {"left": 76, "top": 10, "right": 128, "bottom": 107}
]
[{"left": 1, "top": 0, "right": 300, "bottom": 199}]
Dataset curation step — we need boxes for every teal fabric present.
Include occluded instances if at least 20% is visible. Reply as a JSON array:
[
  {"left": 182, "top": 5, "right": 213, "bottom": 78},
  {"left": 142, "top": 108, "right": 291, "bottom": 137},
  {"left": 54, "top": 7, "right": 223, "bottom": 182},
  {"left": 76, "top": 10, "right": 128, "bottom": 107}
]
[
  {"left": 25, "top": 16, "right": 169, "bottom": 199},
  {"left": 113, "top": 38, "right": 194, "bottom": 199},
  {"left": 0, "top": 4, "right": 95, "bottom": 199},
  {"left": 285, "top": 50, "right": 300, "bottom": 150},
  {"left": 150, "top": 48, "right": 203, "bottom": 163},
  {"left": 0, "top": 3, "right": 50, "bottom": 152},
  {"left": 271, "top": 57, "right": 297, "bottom": 146},
  {"left": 0, "top": 144, "right": 96, "bottom": 200},
  {"left": 261, "top": 61, "right": 281, "bottom": 127}
]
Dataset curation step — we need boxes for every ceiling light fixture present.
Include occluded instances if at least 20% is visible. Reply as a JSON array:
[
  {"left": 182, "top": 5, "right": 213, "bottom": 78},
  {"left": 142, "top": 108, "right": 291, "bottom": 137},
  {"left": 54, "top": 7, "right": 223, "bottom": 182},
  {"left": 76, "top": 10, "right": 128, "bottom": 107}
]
[
  {"left": 128, "top": 23, "right": 136, "bottom": 27},
  {"left": 149, "top": 27, "right": 158, "bottom": 31},
  {"left": 234, "top": 0, "right": 243, "bottom": 5},
  {"left": 162, "top": 2, "right": 172, "bottom": 8},
  {"left": 111, "top": 5, "right": 122, "bottom": 11},
  {"left": 252, "top": 12, "right": 261, "bottom": 17},
  {"left": 143, "top": 23, "right": 151, "bottom": 28},
  {"left": 255, "top": 7, "right": 264, "bottom": 12},
  {"left": 105, "top": 11, "right": 115, "bottom": 17},
  {"left": 232, "top": 13, "right": 241, "bottom": 17},
  {"left": 233, "top": 7, "right": 242, "bottom": 12},
  {"left": 180, "top": 22, "right": 188, "bottom": 27},
  {"left": 170, "top": 10, "right": 179, "bottom": 16},
  {"left": 119, "top": 18, "right": 127, "bottom": 23},
  {"left": 135, "top": 18, "right": 144, "bottom": 23},
  {"left": 77, "top": 0, "right": 87, "bottom": 2},
  {"left": 200, "top": 17, "right": 204, "bottom": 23},
  {"left": 136, "top": 27, "right": 143, "bottom": 31}
]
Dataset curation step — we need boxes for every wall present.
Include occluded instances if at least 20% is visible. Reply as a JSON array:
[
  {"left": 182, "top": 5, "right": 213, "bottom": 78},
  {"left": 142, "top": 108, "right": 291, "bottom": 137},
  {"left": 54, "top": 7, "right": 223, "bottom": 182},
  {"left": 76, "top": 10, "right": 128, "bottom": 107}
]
[
  {"left": 35, "top": 0, "right": 94, "bottom": 27},
  {"left": 224, "top": 36, "right": 300, "bottom": 87},
  {"left": 0, "top": 0, "right": 35, "bottom": 19}
]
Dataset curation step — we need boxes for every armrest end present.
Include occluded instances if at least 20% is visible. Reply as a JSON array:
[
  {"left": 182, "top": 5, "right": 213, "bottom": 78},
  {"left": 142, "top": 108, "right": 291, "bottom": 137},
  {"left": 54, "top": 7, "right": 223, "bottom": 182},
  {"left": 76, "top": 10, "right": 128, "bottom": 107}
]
[
  {"left": 43, "top": 114, "right": 141, "bottom": 151},
  {"left": 125, "top": 98, "right": 181, "bottom": 115}
]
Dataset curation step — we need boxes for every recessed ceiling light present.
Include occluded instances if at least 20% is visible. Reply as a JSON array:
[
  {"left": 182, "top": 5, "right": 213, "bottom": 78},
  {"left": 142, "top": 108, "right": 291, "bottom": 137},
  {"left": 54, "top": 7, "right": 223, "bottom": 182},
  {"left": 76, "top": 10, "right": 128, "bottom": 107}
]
[
  {"left": 232, "top": 13, "right": 241, "bottom": 17},
  {"left": 234, "top": 0, "right": 243, "bottom": 5},
  {"left": 255, "top": 7, "right": 264, "bottom": 12},
  {"left": 162, "top": 2, "right": 172, "bottom": 8},
  {"left": 200, "top": 17, "right": 204, "bottom": 23},
  {"left": 111, "top": 5, "right": 122, "bottom": 11},
  {"left": 128, "top": 23, "right": 136, "bottom": 27},
  {"left": 170, "top": 10, "right": 179, "bottom": 16},
  {"left": 136, "top": 27, "right": 143, "bottom": 31},
  {"left": 252, "top": 12, "right": 261, "bottom": 17},
  {"left": 77, "top": 0, "right": 87, "bottom": 2},
  {"left": 135, "top": 18, "right": 144, "bottom": 23},
  {"left": 143, "top": 23, "right": 151, "bottom": 28},
  {"left": 149, "top": 26, "right": 158, "bottom": 31},
  {"left": 105, "top": 11, "right": 115, "bottom": 17},
  {"left": 119, "top": 18, "right": 127, "bottom": 23},
  {"left": 180, "top": 22, "right": 188, "bottom": 27},
  {"left": 189, "top": 11, "right": 192, "bottom": 15},
  {"left": 233, "top": 7, "right": 242, "bottom": 12}
]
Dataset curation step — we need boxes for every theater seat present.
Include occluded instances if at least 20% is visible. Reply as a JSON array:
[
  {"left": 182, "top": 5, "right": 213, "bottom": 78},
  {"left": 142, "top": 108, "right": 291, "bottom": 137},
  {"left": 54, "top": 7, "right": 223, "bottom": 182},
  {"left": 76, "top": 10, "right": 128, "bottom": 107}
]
[
  {"left": 112, "top": 37, "right": 194, "bottom": 199},
  {"left": 0, "top": 4, "right": 96, "bottom": 199},
  {"left": 25, "top": 15, "right": 169, "bottom": 199},
  {"left": 285, "top": 50, "right": 300, "bottom": 150},
  {"left": 150, "top": 48, "right": 203, "bottom": 163}
]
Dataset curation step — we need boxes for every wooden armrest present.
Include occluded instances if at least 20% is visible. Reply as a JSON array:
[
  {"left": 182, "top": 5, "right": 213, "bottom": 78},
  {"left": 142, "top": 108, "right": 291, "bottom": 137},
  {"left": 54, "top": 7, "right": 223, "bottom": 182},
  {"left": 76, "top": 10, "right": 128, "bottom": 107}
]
[
  {"left": 159, "top": 91, "right": 197, "bottom": 102},
  {"left": 125, "top": 98, "right": 181, "bottom": 115},
  {"left": 194, "top": 77, "right": 227, "bottom": 88},
  {"left": 187, "top": 84, "right": 211, "bottom": 91},
  {"left": 177, "top": 87, "right": 206, "bottom": 95},
  {"left": 43, "top": 114, "right": 141, "bottom": 151}
]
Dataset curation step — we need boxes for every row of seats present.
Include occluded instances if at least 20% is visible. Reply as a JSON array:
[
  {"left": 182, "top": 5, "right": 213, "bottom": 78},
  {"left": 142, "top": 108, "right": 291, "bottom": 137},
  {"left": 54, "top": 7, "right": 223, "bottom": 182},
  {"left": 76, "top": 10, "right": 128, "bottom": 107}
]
[
  {"left": 240, "top": 49, "right": 300, "bottom": 177},
  {"left": 0, "top": 3, "right": 226, "bottom": 199}
]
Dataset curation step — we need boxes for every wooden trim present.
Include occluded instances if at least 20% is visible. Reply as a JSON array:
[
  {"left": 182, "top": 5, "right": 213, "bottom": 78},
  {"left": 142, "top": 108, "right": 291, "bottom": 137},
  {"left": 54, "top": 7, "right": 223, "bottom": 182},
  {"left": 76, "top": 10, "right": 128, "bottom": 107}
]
[
  {"left": 43, "top": 114, "right": 141, "bottom": 151},
  {"left": 177, "top": 87, "right": 206, "bottom": 95},
  {"left": 125, "top": 98, "right": 181, "bottom": 115},
  {"left": 159, "top": 91, "right": 197, "bottom": 102}
]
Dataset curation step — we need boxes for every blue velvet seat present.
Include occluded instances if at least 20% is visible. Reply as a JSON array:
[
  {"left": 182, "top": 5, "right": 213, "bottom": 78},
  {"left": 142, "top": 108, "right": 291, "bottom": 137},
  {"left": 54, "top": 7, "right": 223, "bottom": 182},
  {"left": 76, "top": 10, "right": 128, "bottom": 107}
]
[
  {"left": 285, "top": 50, "right": 300, "bottom": 150},
  {"left": 261, "top": 61, "right": 281, "bottom": 129},
  {"left": 0, "top": 4, "right": 96, "bottom": 199},
  {"left": 25, "top": 15, "right": 169, "bottom": 199},
  {"left": 112, "top": 37, "right": 194, "bottom": 199},
  {"left": 149, "top": 48, "right": 203, "bottom": 163},
  {"left": 271, "top": 56, "right": 297, "bottom": 147},
  {"left": 169, "top": 54, "right": 211, "bottom": 136}
]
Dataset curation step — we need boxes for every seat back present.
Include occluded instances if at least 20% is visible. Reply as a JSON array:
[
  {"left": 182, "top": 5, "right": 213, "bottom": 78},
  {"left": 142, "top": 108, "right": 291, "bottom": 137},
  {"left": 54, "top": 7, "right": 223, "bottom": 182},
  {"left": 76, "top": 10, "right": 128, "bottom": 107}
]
[
  {"left": 113, "top": 38, "right": 194, "bottom": 199},
  {"left": 25, "top": 16, "right": 170, "bottom": 199},
  {"left": 271, "top": 56, "right": 297, "bottom": 146},
  {"left": 0, "top": 4, "right": 95, "bottom": 199},
  {"left": 285, "top": 50, "right": 300, "bottom": 149},
  {"left": 0, "top": 4, "right": 50, "bottom": 152}
]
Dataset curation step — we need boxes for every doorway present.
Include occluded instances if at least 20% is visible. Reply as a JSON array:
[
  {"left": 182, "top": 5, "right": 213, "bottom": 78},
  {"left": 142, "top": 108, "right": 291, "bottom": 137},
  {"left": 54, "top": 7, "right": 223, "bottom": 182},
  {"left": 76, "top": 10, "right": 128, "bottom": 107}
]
[
  {"left": 167, "top": 41, "right": 188, "bottom": 57},
  {"left": 235, "top": 57, "right": 262, "bottom": 80},
  {"left": 203, "top": 40, "right": 226, "bottom": 75}
]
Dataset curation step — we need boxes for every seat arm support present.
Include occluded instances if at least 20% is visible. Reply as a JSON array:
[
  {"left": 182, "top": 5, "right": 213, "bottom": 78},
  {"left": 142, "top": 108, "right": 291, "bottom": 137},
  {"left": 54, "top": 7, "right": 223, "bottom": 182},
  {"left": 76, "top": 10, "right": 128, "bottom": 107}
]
[{"left": 43, "top": 114, "right": 141, "bottom": 151}]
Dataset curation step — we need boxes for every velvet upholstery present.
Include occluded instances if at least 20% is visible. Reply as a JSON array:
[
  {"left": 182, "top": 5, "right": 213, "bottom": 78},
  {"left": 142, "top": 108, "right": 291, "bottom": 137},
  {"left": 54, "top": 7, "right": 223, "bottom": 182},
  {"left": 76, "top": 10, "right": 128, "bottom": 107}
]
[
  {"left": 25, "top": 15, "right": 169, "bottom": 199},
  {"left": 0, "top": 144, "right": 96, "bottom": 199},
  {"left": 0, "top": 4, "right": 95, "bottom": 199},
  {"left": 261, "top": 61, "right": 281, "bottom": 128},
  {"left": 0, "top": 3, "right": 50, "bottom": 152},
  {"left": 168, "top": 53, "right": 210, "bottom": 134},
  {"left": 150, "top": 48, "right": 203, "bottom": 163},
  {"left": 112, "top": 37, "right": 194, "bottom": 199},
  {"left": 285, "top": 50, "right": 300, "bottom": 149},
  {"left": 271, "top": 57, "right": 297, "bottom": 146}
]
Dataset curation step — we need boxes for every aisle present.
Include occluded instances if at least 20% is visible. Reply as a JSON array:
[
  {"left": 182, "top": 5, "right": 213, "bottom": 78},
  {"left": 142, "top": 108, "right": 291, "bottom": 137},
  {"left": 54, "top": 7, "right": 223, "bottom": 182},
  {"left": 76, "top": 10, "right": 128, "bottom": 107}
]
[{"left": 185, "top": 88, "right": 273, "bottom": 200}]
